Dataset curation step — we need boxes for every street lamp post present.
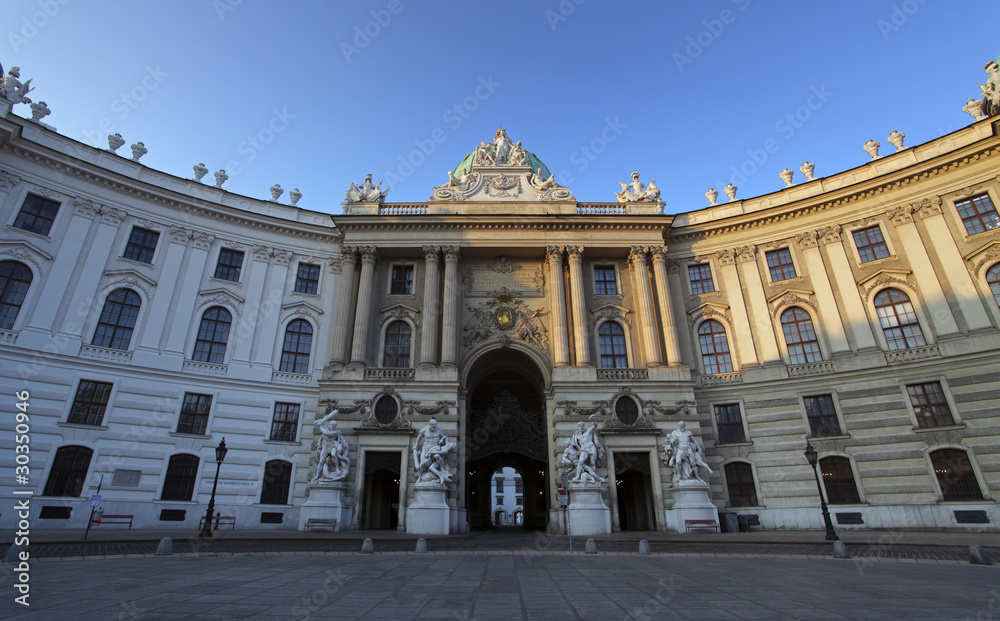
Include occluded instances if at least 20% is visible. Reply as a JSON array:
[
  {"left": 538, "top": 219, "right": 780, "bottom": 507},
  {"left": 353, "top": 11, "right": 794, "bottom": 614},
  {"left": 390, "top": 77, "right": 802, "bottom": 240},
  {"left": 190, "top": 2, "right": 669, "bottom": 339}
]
[
  {"left": 804, "top": 441, "right": 839, "bottom": 541},
  {"left": 198, "top": 438, "right": 228, "bottom": 538}
]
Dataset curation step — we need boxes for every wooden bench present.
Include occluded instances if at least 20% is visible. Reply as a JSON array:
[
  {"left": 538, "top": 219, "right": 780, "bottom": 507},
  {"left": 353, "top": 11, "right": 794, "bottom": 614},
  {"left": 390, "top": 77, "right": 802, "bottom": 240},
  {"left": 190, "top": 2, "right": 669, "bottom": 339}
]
[
  {"left": 92, "top": 514, "right": 133, "bottom": 529},
  {"left": 304, "top": 518, "right": 337, "bottom": 532},
  {"left": 684, "top": 518, "right": 719, "bottom": 533},
  {"left": 738, "top": 514, "right": 761, "bottom": 532},
  {"left": 198, "top": 515, "right": 236, "bottom": 531}
]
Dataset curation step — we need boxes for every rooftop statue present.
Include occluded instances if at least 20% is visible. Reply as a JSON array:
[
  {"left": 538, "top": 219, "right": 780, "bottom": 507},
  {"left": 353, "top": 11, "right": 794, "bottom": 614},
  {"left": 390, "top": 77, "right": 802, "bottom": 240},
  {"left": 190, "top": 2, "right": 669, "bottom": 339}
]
[
  {"left": 615, "top": 171, "right": 661, "bottom": 203},
  {"left": 979, "top": 59, "right": 1000, "bottom": 117},
  {"left": 0, "top": 65, "right": 34, "bottom": 105},
  {"left": 345, "top": 173, "right": 389, "bottom": 203}
]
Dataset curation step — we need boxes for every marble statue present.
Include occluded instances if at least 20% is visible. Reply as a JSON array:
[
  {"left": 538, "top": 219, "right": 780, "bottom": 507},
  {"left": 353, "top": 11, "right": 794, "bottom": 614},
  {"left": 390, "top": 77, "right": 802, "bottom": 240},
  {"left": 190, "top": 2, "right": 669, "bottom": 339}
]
[
  {"left": 473, "top": 141, "right": 495, "bottom": 166},
  {"left": 779, "top": 168, "right": 794, "bottom": 187},
  {"left": 964, "top": 98, "right": 985, "bottom": 119},
  {"left": 561, "top": 415, "right": 606, "bottom": 484},
  {"left": 529, "top": 169, "right": 559, "bottom": 191},
  {"left": 887, "top": 130, "right": 905, "bottom": 151},
  {"left": 863, "top": 139, "right": 880, "bottom": 160},
  {"left": 413, "top": 419, "right": 457, "bottom": 485},
  {"left": 509, "top": 140, "right": 527, "bottom": 165},
  {"left": 289, "top": 188, "right": 302, "bottom": 205},
  {"left": 705, "top": 188, "right": 718, "bottom": 206},
  {"left": 615, "top": 172, "right": 660, "bottom": 203},
  {"left": 311, "top": 410, "right": 350, "bottom": 482},
  {"left": 0, "top": 66, "right": 34, "bottom": 104},
  {"left": 723, "top": 183, "right": 737, "bottom": 201},
  {"left": 979, "top": 60, "right": 1000, "bottom": 116},
  {"left": 130, "top": 142, "right": 147, "bottom": 161},
  {"left": 345, "top": 173, "right": 389, "bottom": 203},
  {"left": 193, "top": 163, "right": 208, "bottom": 182},
  {"left": 108, "top": 133, "right": 125, "bottom": 153},
  {"left": 662, "top": 421, "right": 713, "bottom": 483},
  {"left": 799, "top": 161, "right": 815, "bottom": 180},
  {"left": 29, "top": 101, "right": 50, "bottom": 122},
  {"left": 270, "top": 183, "right": 284, "bottom": 201},
  {"left": 493, "top": 128, "right": 513, "bottom": 165},
  {"left": 214, "top": 169, "right": 229, "bottom": 187}
]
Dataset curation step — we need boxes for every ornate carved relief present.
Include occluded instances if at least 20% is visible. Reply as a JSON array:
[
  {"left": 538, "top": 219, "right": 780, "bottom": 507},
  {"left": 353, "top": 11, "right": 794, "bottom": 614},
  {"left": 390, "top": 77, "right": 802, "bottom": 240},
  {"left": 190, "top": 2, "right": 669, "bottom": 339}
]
[
  {"left": 887, "top": 205, "right": 915, "bottom": 225},
  {"left": 279, "top": 301, "right": 323, "bottom": 328},
  {"left": 99, "top": 269, "right": 157, "bottom": 301},
  {"left": 970, "top": 244, "right": 1000, "bottom": 277},
  {"left": 0, "top": 170, "right": 20, "bottom": 191},
  {"left": 818, "top": 225, "right": 843, "bottom": 245},
  {"left": 192, "top": 233, "right": 215, "bottom": 251},
  {"left": 274, "top": 250, "right": 292, "bottom": 267},
  {"left": 796, "top": 230, "right": 819, "bottom": 249},
  {"left": 770, "top": 291, "right": 818, "bottom": 317},
  {"left": 73, "top": 197, "right": 99, "bottom": 218},
  {"left": 0, "top": 241, "right": 52, "bottom": 277},
  {"left": 195, "top": 288, "right": 244, "bottom": 317},
  {"left": 253, "top": 245, "right": 272, "bottom": 262},
  {"left": 360, "top": 386, "right": 412, "bottom": 429},
  {"left": 734, "top": 244, "right": 757, "bottom": 263},
  {"left": 589, "top": 304, "right": 632, "bottom": 329},
  {"left": 33, "top": 186, "right": 59, "bottom": 200},
  {"left": 101, "top": 208, "right": 126, "bottom": 227},
  {"left": 463, "top": 289, "right": 547, "bottom": 351},
  {"left": 716, "top": 248, "right": 735, "bottom": 266},
  {"left": 912, "top": 196, "right": 943, "bottom": 219}
]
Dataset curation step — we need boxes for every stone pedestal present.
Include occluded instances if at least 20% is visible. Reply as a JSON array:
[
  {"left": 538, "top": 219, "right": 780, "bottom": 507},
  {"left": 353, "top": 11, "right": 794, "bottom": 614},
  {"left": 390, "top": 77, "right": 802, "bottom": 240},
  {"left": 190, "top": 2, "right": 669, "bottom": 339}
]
[
  {"left": 566, "top": 482, "right": 612, "bottom": 536},
  {"left": 298, "top": 481, "right": 351, "bottom": 532},
  {"left": 664, "top": 478, "right": 719, "bottom": 533},
  {"left": 406, "top": 483, "right": 451, "bottom": 535}
]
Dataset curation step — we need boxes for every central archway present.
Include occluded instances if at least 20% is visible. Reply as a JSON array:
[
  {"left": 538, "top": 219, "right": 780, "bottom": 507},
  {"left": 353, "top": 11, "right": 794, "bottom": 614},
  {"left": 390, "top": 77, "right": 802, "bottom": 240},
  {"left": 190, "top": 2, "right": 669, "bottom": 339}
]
[{"left": 464, "top": 348, "right": 549, "bottom": 530}]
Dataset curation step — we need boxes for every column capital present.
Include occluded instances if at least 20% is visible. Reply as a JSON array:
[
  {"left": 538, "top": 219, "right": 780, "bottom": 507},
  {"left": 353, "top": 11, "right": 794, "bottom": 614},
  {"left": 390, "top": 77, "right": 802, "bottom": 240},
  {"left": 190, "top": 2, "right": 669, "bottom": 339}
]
[
  {"left": 716, "top": 248, "right": 735, "bottom": 266},
  {"left": 252, "top": 245, "right": 272, "bottom": 262},
  {"left": 627, "top": 245, "right": 648, "bottom": 265},
  {"left": 101, "top": 207, "right": 127, "bottom": 227},
  {"left": 796, "top": 230, "right": 819, "bottom": 249},
  {"left": 818, "top": 225, "right": 842, "bottom": 245},
  {"left": 169, "top": 226, "right": 193, "bottom": 245},
  {"left": 358, "top": 245, "right": 379, "bottom": 263},
  {"left": 565, "top": 245, "right": 584, "bottom": 260},
  {"left": 422, "top": 245, "right": 441, "bottom": 261},
  {"left": 912, "top": 195, "right": 943, "bottom": 219},
  {"left": 442, "top": 245, "right": 461, "bottom": 261},
  {"left": 73, "top": 197, "right": 99, "bottom": 218},
  {"left": 648, "top": 246, "right": 668, "bottom": 262},
  {"left": 545, "top": 245, "right": 564, "bottom": 262},
  {"left": 192, "top": 233, "right": 215, "bottom": 251},
  {"left": 734, "top": 244, "right": 757, "bottom": 263},
  {"left": 887, "top": 205, "right": 915, "bottom": 225}
]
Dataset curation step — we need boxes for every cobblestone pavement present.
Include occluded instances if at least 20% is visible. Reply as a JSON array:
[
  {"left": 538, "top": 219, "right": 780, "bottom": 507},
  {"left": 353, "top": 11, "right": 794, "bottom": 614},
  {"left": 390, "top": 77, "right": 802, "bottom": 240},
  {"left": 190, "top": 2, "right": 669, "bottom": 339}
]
[{"left": 1, "top": 551, "right": 997, "bottom": 620}]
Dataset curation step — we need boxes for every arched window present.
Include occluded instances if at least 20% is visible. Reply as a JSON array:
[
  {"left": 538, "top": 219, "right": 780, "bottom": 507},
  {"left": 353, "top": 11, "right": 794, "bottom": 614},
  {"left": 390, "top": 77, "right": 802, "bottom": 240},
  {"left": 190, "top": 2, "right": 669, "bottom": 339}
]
[
  {"left": 260, "top": 460, "right": 292, "bottom": 505},
  {"left": 161, "top": 454, "right": 200, "bottom": 501},
  {"left": 930, "top": 449, "right": 984, "bottom": 501},
  {"left": 43, "top": 446, "right": 93, "bottom": 497},
  {"left": 987, "top": 263, "right": 1000, "bottom": 308},
  {"left": 614, "top": 397, "right": 639, "bottom": 425},
  {"left": 780, "top": 307, "right": 821, "bottom": 364},
  {"left": 374, "top": 396, "right": 398, "bottom": 425},
  {"left": 698, "top": 320, "right": 733, "bottom": 374},
  {"left": 279, "top": 319, "right": 313, "bottom": 374},
  {"left": 598, "top": 322, "right": 627, "bottom": 368},
  {"left": 819, "top": 456, "right": 861, "bottom": 505},
  {"left": 192, "top": 307, "right": 232, "bottom": 364},
  {"left": 724, "top": 462, "right": 758, "bottom": 507},
  {"left": 0, "top": 260, "right": 32, "bottom": 330},
  {"left": 92, "top": 288, "right": 141, "bottom": 350},
  {"left": 874, "top": 289, "right": 926, "bottom": 350},
  {"left": 383, "top": 321, "right": 411, "bottom": 368}
]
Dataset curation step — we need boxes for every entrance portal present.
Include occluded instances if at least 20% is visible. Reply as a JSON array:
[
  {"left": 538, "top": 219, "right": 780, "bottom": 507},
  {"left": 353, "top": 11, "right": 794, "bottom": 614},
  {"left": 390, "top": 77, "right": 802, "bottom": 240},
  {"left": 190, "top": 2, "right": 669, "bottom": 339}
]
[
  {"left": 614, "top": 452, "right": 655, "bottom": 531},
  {"left": 361, "top": 451, "right": 400, "bottom": 530},
  {"left": 465, "top": 350, "right": 549, "bottom": 530}
]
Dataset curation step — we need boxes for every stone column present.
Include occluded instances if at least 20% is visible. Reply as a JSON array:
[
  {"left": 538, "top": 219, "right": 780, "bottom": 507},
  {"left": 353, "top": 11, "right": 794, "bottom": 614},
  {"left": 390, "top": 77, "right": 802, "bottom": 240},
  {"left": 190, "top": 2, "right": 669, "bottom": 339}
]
[
  {"left": 715, "top": 249, "right": 759, "bottom": 367},
  {"left": 820, "top": 229, "right": 878, "bottom": 350},
  {"left": 328, "top": 247, "right": 356, "bottom": 366},
  {"left": 628, "top": 246, "right": 662, "bottom": 367},
  {"left": 649, "top": 246, "right": 683, "bottom": 366},
  {"left": 565, "top": 245, "right": 591, "bottom": 366},
  {"left": 795, "top": 230, "right": 850, "bottom": 354},
  {"left": 349, "top": 246, "right": 378, "bottom": 365},
  {"left": 440, "top": 245, "right": 461, "bottom": 366},
  {"left": 419, "top": 245, "right": 441, "bottom": 366},
  {"left": 165, "top": 232, "right": 215, "bottom": 355},
  {"left": 735, "top": 245, "right": 781, "bottom": 364},
  {"left": 546, "top": 245, "right": 570, "bottom": 367}
]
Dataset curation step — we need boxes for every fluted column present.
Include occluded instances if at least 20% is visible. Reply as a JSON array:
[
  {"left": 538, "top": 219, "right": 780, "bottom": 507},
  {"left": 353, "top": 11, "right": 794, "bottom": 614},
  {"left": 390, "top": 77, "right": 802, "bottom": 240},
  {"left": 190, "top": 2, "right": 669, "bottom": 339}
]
[
  {"left": 440, "top": 246, "right": 461, "bottom": 366},
  {"left": 565, "top": 245, "right": 591, "bottom": 366},
  {"left": 349, "top": 246, "right": 378, "bottom": 365},
  {"left": 329, "top": 247, "right": 357, "bottom": 366},
  {"left": 629, "top": 246, "right": 662, "bottom": 367},
  {"left": 546, "top": 245, "right": 570, "bottom": 367},
  {"left": 419, "top": 245, "right": 441, "bottom": 366},
  {"left": 649, "top": 246, "right": 683, "bottom": 366}
]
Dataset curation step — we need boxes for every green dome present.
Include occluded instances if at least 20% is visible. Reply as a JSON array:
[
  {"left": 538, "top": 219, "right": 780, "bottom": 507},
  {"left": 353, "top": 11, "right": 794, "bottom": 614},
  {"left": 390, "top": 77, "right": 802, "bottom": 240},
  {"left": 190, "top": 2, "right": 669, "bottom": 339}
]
[{"left": 452, "top": 149, "right": 552, "bottom": 180}]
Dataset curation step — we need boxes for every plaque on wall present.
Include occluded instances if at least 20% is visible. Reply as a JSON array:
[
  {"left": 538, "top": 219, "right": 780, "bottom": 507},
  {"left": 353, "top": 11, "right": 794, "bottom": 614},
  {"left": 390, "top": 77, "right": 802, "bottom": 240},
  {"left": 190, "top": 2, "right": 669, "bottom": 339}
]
[{"left": 463, "top": 256, "right": 544, "bottom": 297}]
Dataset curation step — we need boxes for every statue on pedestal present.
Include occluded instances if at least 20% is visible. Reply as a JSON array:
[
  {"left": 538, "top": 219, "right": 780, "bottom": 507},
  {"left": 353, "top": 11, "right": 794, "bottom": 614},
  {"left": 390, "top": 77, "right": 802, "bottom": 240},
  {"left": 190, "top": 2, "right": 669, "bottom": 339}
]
[
  {"left": 345, "top": 173, "right": 389, "bottom": 203},
  {"left": 561, "top": 415, "right": 606, "bottom": 484},
  {"left": 615, "top": 172, "right": 660, "bottom": 203},
  {"left": 979, "top": 59, "right": 1000, "bottom": 117},
  {"left": 662, "top": 421, "right": 713, "bottom": 483},
  {"left": 311, "top": 410, "right": 350, "bottom": 482},
  {"left": 413, "top": 419, "right": 457, "bottom": 485},
  {"left": 0, "top": 66, "right": 34, "bottom": 104}
]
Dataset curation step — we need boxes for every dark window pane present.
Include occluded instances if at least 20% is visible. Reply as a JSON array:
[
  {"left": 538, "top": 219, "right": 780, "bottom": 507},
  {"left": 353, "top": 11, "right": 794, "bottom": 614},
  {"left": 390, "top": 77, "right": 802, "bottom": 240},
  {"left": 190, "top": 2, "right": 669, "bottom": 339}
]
[
  {"left": 383, "top": 321, "right": 411, "bottom": 368},
  {"left": 390, "top": 265, "right": 414, "bottom": 295},
  {"left": 123, "top": 227, "right": 160, "bottom": 264},
  {"left": 374, "top": 397, "right": 398, "bottom": 425},
  {"left": 594, "top": 266, "right": 618, "bottom": 295},
  {"left": 852, "top": 226, "right": 890, "bottom": 263},
  {"left": 874, "top": 289, "right": 926, "bottom": 350},
  {"left": 765, "top": 248, "right": 797, "bottom": 281},
  {"left": 615, "top": 398, "right": 639, "bottom": 425},
  {"left": 714, "top": 403, "right": 745, "bottom": 444},
  {"left": 279, "top": 319, "right": 313, "bottom": 373},
  {"left": 161, "top": 454, "right": 199, "bottom": 501},
  {"left": 193, "top": 307, "right": 232, "bottom": 364},
  {"left": 67, "top": 380, "right": 113, "bottom": 426},
  {"left": 13, "top": 194, "right": 60, "bottom": 236},
  {"left": 781, "top": 307, "right": 822, "bottom": 364},
  {"left": 43, "top": 446, "right": 93, "bottom": 497},
  {"left": 986, "top": 264, "right": 1000, "bottom": 308},
  {"left": 177, "top": 393, "right": 212, "bottom": 435},
  {"left": 906, "top": 382, "right": 955, "bottom": 428},
  {"left": 955, "top": 194, "right": 999, "bottom": 236},
  {"left": 698, "top": 320, "right": 733, "bottom": 374},
  {"left": 598, "top": 322, "right": 628, "bottom": 368},
  {"left": 0, "top": 261, "right": 32, "bottom": 330},
  {"left": 270, "top": 403, "right": 300, "bottom": 442},
  {"left": 214, "top": 249, "right": 244, "bottom": 281},
  {"left": 688, "top": 263, "right": 715, "bottom": 294},
  {"left": 92, "top": 289, "right": 141, "bottom": 350},
  {"left": 725, "top": 462, "right": 758, "bottom": 507},
  {"left": 820, "top": 456, "right": 861, "bottom": 504},
  {"left": 294, "top": 263, "right": 320, "bottom": 294},
  {"left": 930, "top": 449, "right": 984, "bottom": 501},
  {"left": 260, "top": 460, "right": 292, "bottom": 505},
  {"left": 804, "top": 395, "right": 841, "bottom": 437}
]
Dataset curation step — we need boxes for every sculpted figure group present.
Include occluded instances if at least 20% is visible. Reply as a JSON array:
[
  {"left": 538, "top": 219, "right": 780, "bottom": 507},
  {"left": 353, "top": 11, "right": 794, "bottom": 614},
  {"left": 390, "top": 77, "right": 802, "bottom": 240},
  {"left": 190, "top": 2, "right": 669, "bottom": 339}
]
[
  {"left": 662, "top": 421, "right": 713, "bottom": 483},
  {"left": 560, "top": 415, "right": 607, "bottom": 484},
  {"left": 311, "top": 410, "right": 350, "bottom": 482},
  {"left": 413, "top": 418, "right": 457, "bottom": 485}
]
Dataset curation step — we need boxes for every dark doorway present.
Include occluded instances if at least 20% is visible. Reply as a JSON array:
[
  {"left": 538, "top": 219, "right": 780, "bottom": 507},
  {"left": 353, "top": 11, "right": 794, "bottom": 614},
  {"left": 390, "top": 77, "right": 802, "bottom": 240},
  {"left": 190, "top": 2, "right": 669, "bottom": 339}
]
[
  {"left": 361, "top": 451, "right": 400, "bottom": 530},
  {"left": 615, "top": 452, "right": 655, "bottom": 531}
]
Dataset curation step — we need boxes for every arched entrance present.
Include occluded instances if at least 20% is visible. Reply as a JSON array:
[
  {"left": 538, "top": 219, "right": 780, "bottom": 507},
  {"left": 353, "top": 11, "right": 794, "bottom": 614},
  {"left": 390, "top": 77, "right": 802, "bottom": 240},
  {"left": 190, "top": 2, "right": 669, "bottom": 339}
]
[{"left": 465, "top": 348, "right": 549, "bottom": 530}]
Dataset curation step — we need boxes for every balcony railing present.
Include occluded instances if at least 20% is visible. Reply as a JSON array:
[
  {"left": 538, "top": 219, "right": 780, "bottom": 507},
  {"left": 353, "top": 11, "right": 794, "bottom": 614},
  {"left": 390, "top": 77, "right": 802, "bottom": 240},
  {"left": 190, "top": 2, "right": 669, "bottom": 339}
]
[
  {"left": 364, "top": 367, "right": 416, "bottom": 381},
  {"left": 271, "top": 371, "right": 314, "bottom": 385},
  {"left": 379, "top": 204, "right": 428, "bottom": 215},
  {"left": 577, "top": 204, "right": 627, "bottom": 215},
  {"left": 596, "top": 368, "right": 649, "bottom": 380},
  {"left": 79, "top": 344, "right": 133, "bottom": 364},
  {"left": 885, "top": 344, "right": 941, "bottom": 365},
  {"left": 182, "top": 360, "right": 228, "bottom": 376},
  {"left": 787, "top": 360, "right": 834, "bottom": 377},
  {"left": 699, "top": 372, "right": 743, "bottom": 387}
]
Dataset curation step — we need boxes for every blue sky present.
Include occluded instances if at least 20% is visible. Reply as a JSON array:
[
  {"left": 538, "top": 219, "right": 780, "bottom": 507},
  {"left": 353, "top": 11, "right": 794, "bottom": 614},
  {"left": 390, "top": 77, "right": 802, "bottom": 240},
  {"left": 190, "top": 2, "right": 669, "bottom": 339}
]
[{"left": 4, "top": 0, "right": 998, "bottom": 214}]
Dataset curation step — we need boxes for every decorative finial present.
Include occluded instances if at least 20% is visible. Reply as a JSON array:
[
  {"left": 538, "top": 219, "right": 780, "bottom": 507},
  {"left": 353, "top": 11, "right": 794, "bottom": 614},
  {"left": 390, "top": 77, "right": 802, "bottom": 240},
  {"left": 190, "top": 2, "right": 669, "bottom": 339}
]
[
  {"left": 107, "top": 133, "right": 125, "bottom": 153},
  {"left": 270, "top": 183, "right": 283, "bottom": 201},
  {"left": 29, "top": 101, "right": 50, "bottom": 122},
  {"left": 887, "top": 130, "right": 905, "bottom": 151},
  {"left": 130, "top": 142, "right": 147, "bottom": 162},
  {"left": 723, "top": 183, "right": 737, "bottom": 201},
  {"left": 214, "top": 169, "right": 228, "bottom": 188},
  {"left": 705, "top": 188, "right": 718, "bottom": 206},
  {"left": 799, "top": 161, "right": 815, "bottom": 180},
  {"left": 863, "top": 139, "right": 880, "bottom": 160},
  {"left": 779, "top": 168, "right": 794, "bottom": 187},
  {"left": 289, "top": 188, "right": 302, "bottom": 205},
  {"left": 964, "top": 98, "right": 985, "bottom": 119},
  {"left": 193, "top": 163, "right": 208, "bottom": 182}
]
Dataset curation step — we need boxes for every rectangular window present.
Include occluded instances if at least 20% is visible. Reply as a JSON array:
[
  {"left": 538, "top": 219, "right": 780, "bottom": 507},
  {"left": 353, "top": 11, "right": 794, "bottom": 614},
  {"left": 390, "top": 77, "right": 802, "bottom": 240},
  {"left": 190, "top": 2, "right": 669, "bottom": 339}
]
[
  {"left": 13, "top": 194, "right": 60, "bottom": 236},
  {"left": 688, "top": 264, "right": 715, "bottom": 294},
  {"left": 714, "top": 403, "right": 746, "bottom": 444},
  {"left": 67, "top": 380, "right": 113, "bottom": 426},
  {"left": 294, "top": 263, "right": 320, "bottom": 294},
  {"left": 516, "top": 495, "right": 523, "bottom": 505},
  {"left": 495, "top": 478, "right": 504, "bottom": 493},
  {"left": 765, "top": 248, "right": 797, "bottom": 281},
  {"left": 390, "top": 265, "right": 414, "bottom": 295},
  {"left": 177, "top": 393, "right": 212, "bottom": 435},
  {"left": 515, "top": 479, "right": 523, "bottom": 493},
  {"left": 122, "top": 227, "right": 160, "bottom": 264},
  {"left": 496, "top": 495, "right": 503, "bottom": 505},
  {"left": 594, "top": 266, "right": 618, "bottom": 295},
  {"left": 906, "top": 381, "right": 955, "bottom": 428},
  {"left": 955, "top": 194, "right": 1000, "bottom": 235},
  {"left": 804, "top": 395, "right": 842, "bottom": 437},
  {"left": 270, "top": 402, "right": 300, "bottom": 442},
  {"left": 852, "top": 226, "right": 890, "bottom": 263},
  {"left": 214, "top": 249, "right": 244, "bottom": 282}
]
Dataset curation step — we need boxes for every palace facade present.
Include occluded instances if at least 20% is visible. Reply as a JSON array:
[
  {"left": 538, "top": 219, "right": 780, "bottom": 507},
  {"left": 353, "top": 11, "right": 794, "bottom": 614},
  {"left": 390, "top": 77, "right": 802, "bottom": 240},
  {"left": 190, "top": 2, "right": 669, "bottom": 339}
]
[{"left": 1, "top": 87, "right": 998, "bottom": 535}]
